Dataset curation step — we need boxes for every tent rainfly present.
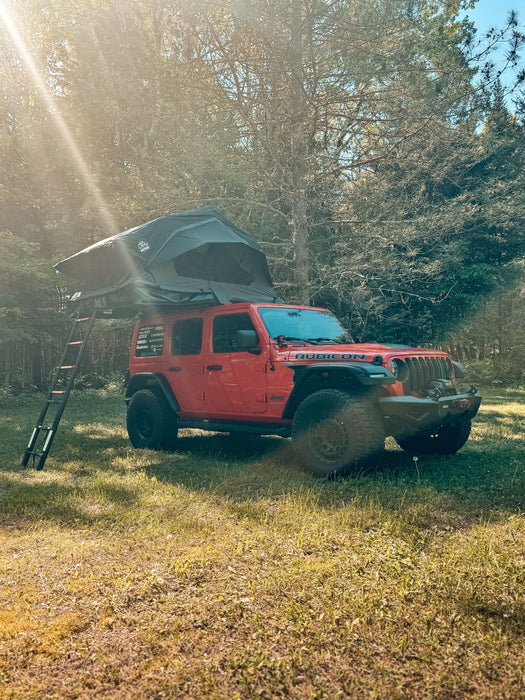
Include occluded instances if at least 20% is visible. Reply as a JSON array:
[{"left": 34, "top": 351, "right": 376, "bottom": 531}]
[{"left": 55, "top": 206, "right": 283, "bottom": 315}]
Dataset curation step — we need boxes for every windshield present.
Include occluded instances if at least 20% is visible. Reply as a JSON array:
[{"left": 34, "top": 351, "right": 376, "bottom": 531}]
[{"left": 258, "top": 307, "right": 351, "bottom": 344}]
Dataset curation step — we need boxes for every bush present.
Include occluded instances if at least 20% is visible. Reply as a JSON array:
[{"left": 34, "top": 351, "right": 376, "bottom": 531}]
[
  {"left": 465, "top": 359, "right": 525, "bottom": 386},
  {"left": 74, "top": 373, "right": 107, "bottom": 390}
]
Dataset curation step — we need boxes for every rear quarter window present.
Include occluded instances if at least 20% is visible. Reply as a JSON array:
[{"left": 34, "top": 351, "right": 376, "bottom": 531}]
[{"left": 135, "top": 324, "right": 165, "bottom": 357}]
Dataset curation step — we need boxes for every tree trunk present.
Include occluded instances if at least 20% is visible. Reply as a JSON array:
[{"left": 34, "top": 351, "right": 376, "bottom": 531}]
[
  {"left": 31, "top": 341, "right": 44, "bottom": 391},
  {"left": 4, "top": 344, "right": 10, "bottom": 392},
  {"left": 497, "top": 296, "right": 505, "bottom": 357},
  {"left": 288, "top": 0, "right": 310, "bottom": 305},
  {"left": 289, "top": 188, "right": 310, "bottom": 304}
]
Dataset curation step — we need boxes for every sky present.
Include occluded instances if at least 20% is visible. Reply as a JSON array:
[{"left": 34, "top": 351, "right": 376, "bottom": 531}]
[
  {"left": 462, "top": 0, "right": 525, "bottom": 97},
  {"left": 463, "top": 0, "right": 525, "bottom": 45},
  {"left": 465, "top": 0, "right": 524, "bottom": 34}
]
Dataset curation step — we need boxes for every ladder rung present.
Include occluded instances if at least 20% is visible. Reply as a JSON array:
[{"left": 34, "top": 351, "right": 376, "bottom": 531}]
[
  {"left": 60, "top": 365, "right": 74, "bottom": 370},
  {"left": 76, "top": 317, "right": 91, "bottom": 322},
  {"left": 69, "top": 341, "right": 83, "bottom": 345},
  {"left": 26, "top": 450, "right": 43, "bottom": 458},
  {"left": 37, "top": 425, "right": 53, "bottom": 431},
  {"left": 46, "top": 399, "right": 62, "bottom": 404},
  {"left": 51, "top": 390, "right": 65, "bottom": 394}
]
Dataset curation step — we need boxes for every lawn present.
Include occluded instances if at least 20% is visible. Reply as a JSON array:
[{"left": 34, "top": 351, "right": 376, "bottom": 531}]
[{"left": 0, "top": 386, "right": 524, "bottom": 698}]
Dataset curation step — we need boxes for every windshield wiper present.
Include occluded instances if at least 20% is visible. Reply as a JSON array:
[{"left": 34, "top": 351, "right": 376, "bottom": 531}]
[
  {"left": 308, "top": 336, "right": 352, "bottom": 344},
  {"left": 274, "top": 335, "right": 304, "bottom": 342},
  {"left": 273, "top": 335, "right": 310, "bottom": 346},
  {"left": 274, "top": 336, "right": 342, "bottom": 346},
  {"left": 306, "top": 337, "right": 337, "bottom": 344}
]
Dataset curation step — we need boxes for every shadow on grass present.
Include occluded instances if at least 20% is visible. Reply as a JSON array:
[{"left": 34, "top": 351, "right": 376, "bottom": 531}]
[
  {"left": 0, "top": 391, "right": 523, "bottom": 529},
  {"left": 481, "top": 387, "right": 525, "bottom": 403},
  {"left": 0, "top": 471, "right": 140, "bottom": 528},
  {"left": 141, "top": 426, "right": 525, "bottom": 516}
]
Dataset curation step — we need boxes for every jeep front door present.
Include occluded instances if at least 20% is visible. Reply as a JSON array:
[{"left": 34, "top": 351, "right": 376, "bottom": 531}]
[{"left": 205, "top": 312, "right": 267, "bottom": 415}]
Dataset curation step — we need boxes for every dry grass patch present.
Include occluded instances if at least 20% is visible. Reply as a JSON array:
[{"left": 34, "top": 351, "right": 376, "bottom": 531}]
[{"left": 0, "top": 388, "right": 524, "bottom": 698}]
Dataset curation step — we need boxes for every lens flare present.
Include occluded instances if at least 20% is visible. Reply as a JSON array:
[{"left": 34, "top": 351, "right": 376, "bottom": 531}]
[{"left": 0, "top": 1, "right": 119, "bottom": 236}]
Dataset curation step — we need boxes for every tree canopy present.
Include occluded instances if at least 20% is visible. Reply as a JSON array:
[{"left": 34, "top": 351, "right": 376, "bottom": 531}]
[{"left": 0, "top": 0, "right": 524, "bottom": 389}]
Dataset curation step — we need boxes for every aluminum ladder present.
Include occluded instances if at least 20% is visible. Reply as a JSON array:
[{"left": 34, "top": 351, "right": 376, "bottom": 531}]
[{"left": 21, "top": 310, "right": 97, "bottom": 470}]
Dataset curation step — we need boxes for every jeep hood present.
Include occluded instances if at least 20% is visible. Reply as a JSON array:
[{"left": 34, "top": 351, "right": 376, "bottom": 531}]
[
  {"left": 274, "top": 340, "right": 448, "bottom": 357},
  {"left": 55, "top": 206, "right": 282, "bottom": 314}
]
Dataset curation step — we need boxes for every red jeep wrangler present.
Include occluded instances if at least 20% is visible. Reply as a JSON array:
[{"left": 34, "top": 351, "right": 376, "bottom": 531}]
[{"left": 126, "top": 302, "right": 481, "bottom": 476}]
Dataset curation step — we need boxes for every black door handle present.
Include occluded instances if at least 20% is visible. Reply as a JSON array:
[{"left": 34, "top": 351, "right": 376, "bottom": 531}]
[
  {"left": 206, "top": 365, "right": 222, "bottom": 371},
  {"left": 169, "top": 366, "right": 182, "bottom": 372}
]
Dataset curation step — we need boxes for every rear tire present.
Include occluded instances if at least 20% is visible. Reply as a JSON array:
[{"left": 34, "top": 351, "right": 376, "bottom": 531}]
[
  {"left": 396, "top": 418, "right": 472, "bottom": 455},
  {"left": 291, "top": 389, "right": 384, "bottom": 477},
  {"left": 127, "top": 389, "right": 178, "bottom": 450}
]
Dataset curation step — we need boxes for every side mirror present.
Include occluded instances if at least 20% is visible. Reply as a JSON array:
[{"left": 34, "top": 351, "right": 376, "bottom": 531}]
[{"left": 236, "top": 330, "right": 261, "bottom": 354}]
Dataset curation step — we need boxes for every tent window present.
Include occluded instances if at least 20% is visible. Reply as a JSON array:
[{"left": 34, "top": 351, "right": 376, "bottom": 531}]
[
  {"left": 212, "top": 313, "right": 258, "bottom": 354},
  {"left": 171, "top": 318, "right": 203, "bottom": 356},
  {"left": 173, "top": 245, "right": 254, "bottom": 285}
]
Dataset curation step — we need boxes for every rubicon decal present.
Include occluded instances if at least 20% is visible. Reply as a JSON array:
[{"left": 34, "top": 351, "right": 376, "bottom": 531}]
[{"left": 293, "top": 353, "right": 366, "bottom": 360}]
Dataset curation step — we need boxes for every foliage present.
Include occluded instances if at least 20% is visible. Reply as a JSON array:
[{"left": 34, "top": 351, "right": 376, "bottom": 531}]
[
  {"left": 0, "top": 0, "right": 524, "bottom": 387},
  {"left": 0, "top": 230, "right": 57, "bottom": 342},
  {"left": 450, "top": 281, "right": 525, "bottom": 384},
  {"left": 0, "top": 230, "right": 65, "bottom": 391},
  {"left": 0, "top": 388, "right": 524, "bottom": 696},
  {"left": 321, "top": 87, "right": 525, "bottom": 345}
]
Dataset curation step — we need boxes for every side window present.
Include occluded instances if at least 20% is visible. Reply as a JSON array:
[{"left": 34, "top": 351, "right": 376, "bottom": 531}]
[
  {"left": 171, "top": 318, "right": 203, "bottom": 355},
  {"left": 135, "top": 324, "right": 165, "bottom": 357},
  {"left": 212, "top": 313, "right": 258, "bottom": 354}
]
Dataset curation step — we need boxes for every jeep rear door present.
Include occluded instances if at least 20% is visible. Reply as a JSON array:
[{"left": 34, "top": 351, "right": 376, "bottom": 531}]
[
  {"left": 204, "top": 311, "right": 267, "bottom": 415},
  {"left": 168, "top": 316, "right": 205, "bottom": 413}
]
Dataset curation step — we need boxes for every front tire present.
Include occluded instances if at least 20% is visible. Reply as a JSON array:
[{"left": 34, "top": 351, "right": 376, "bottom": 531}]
[
  {"left": 291, "top": 389, "right": 384, "bottom": 477},
  {"left": 396, "top": 418, "right": 472, "bottom": 455},
  {"left": 127, "top": 389, "right": 178, "bottom": 450}
]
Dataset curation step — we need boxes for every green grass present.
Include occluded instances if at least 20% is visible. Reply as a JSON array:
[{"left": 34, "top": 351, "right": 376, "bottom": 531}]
[{"left": 0, "top": 386, "right": 524, "bottom": 698}]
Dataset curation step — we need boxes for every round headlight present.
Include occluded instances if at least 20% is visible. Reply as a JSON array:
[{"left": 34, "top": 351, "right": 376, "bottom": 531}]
[{"left": 390, "top": 358, "right": 408, "bottom": 382}]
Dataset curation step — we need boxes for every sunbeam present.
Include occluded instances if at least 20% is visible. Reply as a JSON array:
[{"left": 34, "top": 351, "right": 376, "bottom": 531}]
[{"left": 0, "top": 1, "right": 119, "bottom": 236}]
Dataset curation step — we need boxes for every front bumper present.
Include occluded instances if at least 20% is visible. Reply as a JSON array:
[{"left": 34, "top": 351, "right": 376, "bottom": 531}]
[{"left": 379, "top": 388, "right": 482, "bottom": 437}]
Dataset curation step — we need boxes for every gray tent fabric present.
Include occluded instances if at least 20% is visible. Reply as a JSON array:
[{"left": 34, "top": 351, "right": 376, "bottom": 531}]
[{"left": 54, "top": 206, "right": 282, "bottom": 314}]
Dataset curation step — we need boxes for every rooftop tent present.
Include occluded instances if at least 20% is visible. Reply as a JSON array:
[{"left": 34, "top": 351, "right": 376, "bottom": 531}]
[{"left": 54, "top": 206, "right": 282, "bottom": 314}]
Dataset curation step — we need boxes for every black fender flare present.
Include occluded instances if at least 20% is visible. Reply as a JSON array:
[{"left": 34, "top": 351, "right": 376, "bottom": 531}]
[
  {"left": 125, "top": 373, "right": 180, "bottom": 413},
  {"left": 282, "top": 362, "right": 395, "bottom": 419}
]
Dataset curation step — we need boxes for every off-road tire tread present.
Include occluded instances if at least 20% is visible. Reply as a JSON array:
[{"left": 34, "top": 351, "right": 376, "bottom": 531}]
[
  {"left": 291, "top": 389, "right": 384, "bottom": 477},
  {"left": 396, "top": 417, "right": 472, "bottom": 455},
  {"left": 127, "top": 388, "right": 178, "bottom": 450}
]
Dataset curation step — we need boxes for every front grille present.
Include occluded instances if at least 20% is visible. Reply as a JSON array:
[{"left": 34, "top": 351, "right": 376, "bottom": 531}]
[{"left": 402, "top": 356, "right": 453, "bottom": 395}]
